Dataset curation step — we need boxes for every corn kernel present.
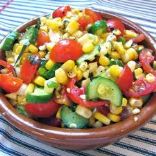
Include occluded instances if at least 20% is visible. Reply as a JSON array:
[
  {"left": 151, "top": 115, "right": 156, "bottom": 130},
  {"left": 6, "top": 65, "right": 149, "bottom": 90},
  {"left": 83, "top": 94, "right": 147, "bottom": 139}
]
[
  {"left": 55, "top": 68, "right": 68, "bottom": 85},
  {"left": 113, "top": 41, "right": 126, "bottom": 55},
  {"left": 40, "top": 16, "right": 47, "bottom": 24},
  {"left": 25, "top": 83, "right": 35, "bottom": 94},
  {"left": 93, "top": 121, "right": 103, "bottom": 128},
  {"left": 82, "top": 42, "right": 94, "bottom": 53},
  {"left": 83, "top": 70, "right": 89, "bottom": 78},
  {"left": 106, "top": 34, "right": 117, "bottom": 42},
  {"left": 46, "top": 18, "right": 61, "bottom": 31},
  {"left": 134, "top": 68, "right": 144, "bottom": 79},
  {"left": 132, "top": 108, "right": 140, "bottom": 114},
  {"left": 113, "top": 29, "right": 121, "bottom": 36},
  {"left": 74, "top": 66, "right": 83, "bottom": 80},
  {"left": 56, "top": 107, "right": 62, "bottom": 119},
  {"left": 127, "top": 60, "right": 136, "bottom": 72},
  {"left": 45, "top": 60, "right": 55, "bottom": 70},
  {"left": 109, "top": 65, "right": 122, "bottom": 79},
  {"left": 110, "top": 51, "right": 121, "bottom": 59},
  {"left": 17, "top": 96, "right": 26, "bottom": 105},
  {"left": 79, "top": 61, "right": 88, "bottom": 71},
  {"left": 110, "top": 105, "right": 123, "bottom": 115},
  {"left": 122, "top": 98, "right": 128, "bottom": 107},
  {"left": 107, "top": 113, "right": 120, "bottom": 122},
  {"left": 66, "top": 20, "right": 79, "bottom": 34},
  {"left": 20, "top": 53, "right": 29, "bottom": 64},
  {"left": 127, "top": 48, "right": 138, "bottom": 60},
  {"left": 39, "top": 45, "right": 46, "bottom": 51},
  {"left": 28, "top": 44, "right": 38, "bottom": 54},
  {"left": 99, "top": 54, "right": 110, "bottom": 66},
  {"left": 76, "top": 105, "right": 92, "bottom": 119},
  {"left": 89, "top": 62, "right": 98, "bottom": 73},
  {"left": 146, "top": 73, "right": 155, "bottom": 83},
  {"left": 7, "top": 57, "right": 14, "bottom": 63},
  {"left": 124, "top": 39, "right": 133, "bottom": 49},
  {"left": 129, "top": 98, "right": 143, "bottom": 108},
  {"left": 94, "top": 112, "right": 111, "bottom": 125},
  {"left": 124, "top": 30, "right": 138, "bottom": 39},
  {"left": 34, "top": 76, "right": 46, "bottom": 86},
  {"left": 62, "top": 60, "right": 75, "bottom": 72},
  {"left": 100, "top": 42, "right": 112, "bottom": 55},
  {"left": 73, "top": 30, "right": 83, "bottom": 38},
  {"left": 13, "top": 43, "right": 23, "bottom": 54},
  {"left": 46, "top": 42, "right": 55, "bottom": 52},
  {"left": 40, "top": 25, "right": 48, "bottom": 32},
  {"left": 93, "top": 36, "right": 99, "bottom": 45},
  {"left": 38, "top": 51, "right": 46, "bottom": 58}
]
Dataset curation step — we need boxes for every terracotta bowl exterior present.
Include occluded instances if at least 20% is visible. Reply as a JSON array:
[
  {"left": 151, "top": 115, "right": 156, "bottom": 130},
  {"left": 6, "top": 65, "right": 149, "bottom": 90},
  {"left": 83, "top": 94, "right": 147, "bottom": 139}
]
[{"left": 0, "top": 12, "right": 156, "bottom": 150}]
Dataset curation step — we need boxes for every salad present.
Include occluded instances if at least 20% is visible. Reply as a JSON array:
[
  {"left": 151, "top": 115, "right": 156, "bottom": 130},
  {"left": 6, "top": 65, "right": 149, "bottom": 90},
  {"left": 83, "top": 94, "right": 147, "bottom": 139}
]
[{"left": 0, "top": 6, "right": 155, "bottom": 129}]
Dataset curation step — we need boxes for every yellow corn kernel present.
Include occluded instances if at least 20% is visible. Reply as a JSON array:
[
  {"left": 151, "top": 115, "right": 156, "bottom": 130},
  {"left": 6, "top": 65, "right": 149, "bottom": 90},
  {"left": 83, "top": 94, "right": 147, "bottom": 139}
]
[
  {"left": 110, "top": 51, "right": 121, "bottom": 59},
  {"left": 94, "top": 112, "right": 111, "bottom": 125},
  {"left": 134, "top": 68, "right": 144, "bottom": 79},
  {"left": 146, "top": 73, "right": 155, "bottom": 83},
  {"left": 62, "top": 60, "right": 75, "bottom": 72},
  {"left": 100, "top": 42, "right": 112, "bottom": 55},
  {"left": 124, "top": 39, "right": 133, "bottom": 49},
  {"left": 83, "top": 70, "right": 89, "bottom": 78},
  {"left": 76, "top": 105, "right": 92, "bottom": 119},
  {"left": 74, "top": 66, "right": 83, "bottom": 80},
  {"left": 93, "top": 36, "right": 99, "bottom": 45},
  {"left": 110, "top": 105, "right": 123, "bottom": 115},
  {"left": 89, "top": 62, "right": 98, "bottom": 73},
  {"left": 46, "top": 18, "right": 61, "bottom": 31},
  {"left": 129, "top": 98, "right": 143, "bottom": 108},
  {"left": 79, "top": 61, "right": 88, "bottom": 71},
  {"left": 34, "top": 76, "right": 46, "bottom": 86},
  {"left": 40, "top": 25, "right": 48, "bottom": 32},
  {"left": 113, "top": 29, "right": 121, "bottom": 36},
  {"left": 127, "top": 48, "right": 138, "bottom": 60},
  {"left": 101, "top": 33, "right": 110, "bottom": 41},
  {"left": 28, "top": 44, "right": 38, "bottom": 54},
  {"left": 122, "top": 98, "right": 128, "bottom": 107},
  {"left": 45, "top": 60, "right": 55, "bottom": 70},
  {"left": 55, "top": 68, "right": 68, "bottom": 85},
  {"left": 13, "top": 43, "right": 23, "bottom": 54},
  {"left": 46, "top": 43, "right": 55, "bottom": 52},
  {"left": 109, "top": 65, "right": 122, "bottom": 79},
  {"left": 82, "top": 42, "right": 94, "bottom": 53},
  {"left": 38, "top": 51, "right": 46, "bottom": 58},
  {"left": 107, "top": 113, "right": 120, "bottom": 122},
  {"left": 113, "top": 41, "right": 126, "bottom": 55},
  {"left": 71, "top": 8, "right": 80, "bottom": 14},
  {"left": 73, "top": 30, "right": 83, "bottom": 38},
  {"left": 25, "top": 83, "right": 35, "bottom": 94},
  {"left": 17, "top": 96, "right": 26, "bottom": 105},
  {"left": 40, "top": 16, "right": 47, "bottom": 24},
  {"left": 127, "top": 60, "right": 136, "bottom": 72},
  {"left": 106, "top": 34, "right": 117, "bottom": 42},
  {"left": 99, "top": 54, "right": 110, "bottom": 66},
  {"left": 7, "top": 57, "right": 14, "bottom": 64},
  {"left": 56, "top": 107, "right": 62, "bottom": 119},
  {"left": 66, "top": 20, "right": 79, "bottom": 34},
  {"left": 124, "top": 30, "right": 138, "bottom": 39}
]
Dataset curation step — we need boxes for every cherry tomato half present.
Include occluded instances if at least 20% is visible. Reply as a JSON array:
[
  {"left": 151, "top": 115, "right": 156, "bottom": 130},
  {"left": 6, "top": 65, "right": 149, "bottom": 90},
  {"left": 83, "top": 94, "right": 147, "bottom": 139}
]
[
  {"left": 84, "top": 9, "right": 103, "bottom": 22},
  {"left": 116, "top": 65, "right": 133, "bottom": 92},
  {"left": 0, "top": 73, "right": 23, "bottom": 93},
  {"left": 37, "top": 31, "right": 50, "bottom": 46},
  {"left": 50, "top": 39, "right": 82, "bottom": 62},
  {"left": 52, "top": 6, "right": 71, "bottom": 18},
  {"left": 139, "top": 48, "right": 156, "bottom": 75},
  {"left": 20, "top": 56, "right": 39, "bottom": 84},
  {"left": 25, "top": 100, "right": 59, "bottom": 118},
  {"left": 107, "top": 18, "right": 125, "bottom": 34}
]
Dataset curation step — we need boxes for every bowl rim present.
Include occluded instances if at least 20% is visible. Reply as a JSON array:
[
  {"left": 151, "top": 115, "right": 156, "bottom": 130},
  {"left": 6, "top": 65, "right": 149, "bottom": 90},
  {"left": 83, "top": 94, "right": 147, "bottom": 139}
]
[{"left": 0, "top": 11, "right": 156, "bottom": 142}]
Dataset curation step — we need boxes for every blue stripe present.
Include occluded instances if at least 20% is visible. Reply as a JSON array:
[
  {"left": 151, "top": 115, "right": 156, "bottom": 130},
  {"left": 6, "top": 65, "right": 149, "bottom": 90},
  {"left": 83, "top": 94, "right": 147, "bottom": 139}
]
[
  {"left": 0, "top": 142, "right": 26, "bottom": 156},
  {"left": 140, "top": 127, "right": 156, "bottom": 134},
  {"left": 0, "top": 17, "right": 21, "bottom": 26},
  {"left": 0, "top": 129, "right": 60, "bottom": 156},
  {"left": 114, "top": 141, "right": 156, "bottom": 155},
  {"left": 128, "top": 134, "right": 156, "bottom": 145},
  {"left": 64, "top": 150, "right": 93, "bottom": 156},
  {"left": 96, "top": 148, "right": 125, "bottom": 156}
]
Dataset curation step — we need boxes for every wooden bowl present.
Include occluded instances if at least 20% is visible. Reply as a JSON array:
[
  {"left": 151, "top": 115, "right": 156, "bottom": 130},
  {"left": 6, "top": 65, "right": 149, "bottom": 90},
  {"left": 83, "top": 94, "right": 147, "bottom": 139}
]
[{"left": 0, "top": 12, "right": 156, "bottom": 150}]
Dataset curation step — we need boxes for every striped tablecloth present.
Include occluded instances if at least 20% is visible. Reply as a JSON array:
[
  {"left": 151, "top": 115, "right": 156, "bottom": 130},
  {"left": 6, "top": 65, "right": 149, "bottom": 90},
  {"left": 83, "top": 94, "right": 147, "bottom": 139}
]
[{"left": 0, "top": 0, "right": 156, "bottom": 155}]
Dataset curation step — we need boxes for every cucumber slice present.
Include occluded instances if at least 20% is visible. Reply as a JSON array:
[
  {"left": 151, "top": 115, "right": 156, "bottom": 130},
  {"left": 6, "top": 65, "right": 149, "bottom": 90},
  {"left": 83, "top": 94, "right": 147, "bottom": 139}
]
[
  {"left": 26, "top": 87, "right": 52, "bottom": 103},
  {"left": 61, "top": 106, "right": 88, "bottom": 129},
  {"left": 87, "top": 77, "right": 122, "bottom": 107}
]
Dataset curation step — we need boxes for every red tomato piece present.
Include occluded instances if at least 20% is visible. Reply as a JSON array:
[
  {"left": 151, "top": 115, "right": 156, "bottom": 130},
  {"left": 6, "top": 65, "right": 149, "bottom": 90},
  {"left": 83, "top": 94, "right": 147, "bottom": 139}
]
[
  {"left": 139, "top": 48, "right": 156, "bottom": 75},
  {"left": 78, "top": 15, "right": 93, "bottom": 30},
  {"left": 20, "top": 56, "right": 39, "bottom": 84},
  {"left": 132, "top": 34, "right": 145, "bottom": 43},
  {"left": 50, "top": 39, "right": 82, "bottom": 62},
  {"left": 66, "top": 78, "right": 108, "bottom": 108},
  {"left": 0, "top": 73, "right": 23, "bottom": 93},
  {"left": 125, "top": 78, "right": 156, "bottom": 98},
  {"left": 0, "top": 60, "right": 15, "bottom": 74},
  {"left": 25, "top": 100, "right": 59, "bottom": 118},
  {"left": 84, "top": 9, "right": 103, "bottom": 22},
  {"left": 52, "top": 6, "right": 71, "bottom": 18},
  {"left": 107, "top": 18, "right": 125, "bottom": 34},
  {"left": 116, "top": 65, "right": 133, "bottom": 92},
  {"left": 37, "top": 31, "right": 50, "bottom": 46}
]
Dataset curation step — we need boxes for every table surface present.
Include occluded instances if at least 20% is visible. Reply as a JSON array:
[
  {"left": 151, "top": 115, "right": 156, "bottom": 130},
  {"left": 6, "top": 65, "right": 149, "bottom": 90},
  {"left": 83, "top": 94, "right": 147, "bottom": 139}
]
[{"left": 0, "top": 0, "right": 156, "bottom": 155}]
